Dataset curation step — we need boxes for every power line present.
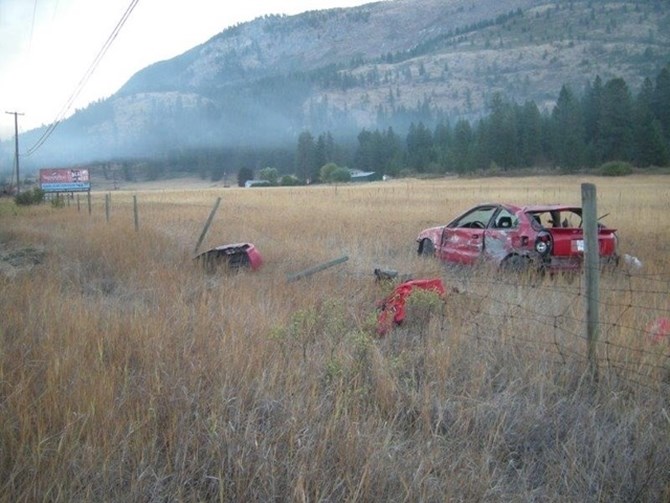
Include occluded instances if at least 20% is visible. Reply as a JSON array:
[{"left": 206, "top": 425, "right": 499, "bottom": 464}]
[
  {"left": 28, "top": 0, "right": 38, "bottom": 55},
  {"left": 23, "top": 0, "right": 141, "bottom": 157}
]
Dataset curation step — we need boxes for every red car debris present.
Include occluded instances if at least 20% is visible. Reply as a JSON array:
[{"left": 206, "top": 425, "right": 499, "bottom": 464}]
[
  {"left": 417, "top": 203, "right": 618, "bottom": 273},
  {"left": 377, "top": 278, "right": 446, "bottom": 336},
  {"left": 646, "top": 317, "right": 670, "bottom": 343},
  {"left": 195, "top": 243, "right": 263, "bottom": 271}
]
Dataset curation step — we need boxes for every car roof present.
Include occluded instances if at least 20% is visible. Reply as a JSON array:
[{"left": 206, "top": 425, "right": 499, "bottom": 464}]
[
  {"left": 467, "top": 203, "right": 581, "bottom": 214},
  {"left": 522, "top": 204, "right": 581, "bottom": 212}
]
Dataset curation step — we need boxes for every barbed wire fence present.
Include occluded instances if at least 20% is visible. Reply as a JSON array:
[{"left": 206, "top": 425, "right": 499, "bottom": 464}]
[
  {"left": 438, "top": 265, "right": 670, "bottom": 391},
  {"left": 66, "top": 189, "right": 669, "bottom": 389}
]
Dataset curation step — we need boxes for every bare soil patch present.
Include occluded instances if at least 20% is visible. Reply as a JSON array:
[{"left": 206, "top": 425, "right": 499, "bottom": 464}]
[{"left": 0, "top": 243, "right": 45, "bottom": 278}]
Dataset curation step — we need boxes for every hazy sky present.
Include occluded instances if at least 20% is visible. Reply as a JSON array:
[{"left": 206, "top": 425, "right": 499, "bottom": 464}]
[{"left": 0, "top": 0, "right": 376, "bottom": 138}]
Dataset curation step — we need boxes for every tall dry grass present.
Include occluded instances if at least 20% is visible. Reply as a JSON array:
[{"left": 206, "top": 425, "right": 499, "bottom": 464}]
[{"left": 1, "top": 175, "right": 669, "bottom": 501}]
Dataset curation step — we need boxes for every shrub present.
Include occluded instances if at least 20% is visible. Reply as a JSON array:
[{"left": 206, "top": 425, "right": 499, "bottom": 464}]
[
  {"left": 51, "top": 195, "right": 65, "bottom": 208},
  {"left": 14, "top": 192, "right": 33, "bottom": 206},
  {"left": 32, "top": 188, "right": 45, "bottom": 203},
  {"left": 319, "top": 162, "right": 339, "bottom": 182},
  {"left": 14, "top": 187, "right": 45, "bottom": 206},
  {"left": 600, "top": 161, "right": 633, "bottom": 176},
  {"left": 259, "top": 167, "right": 279, "bottom": 185},
  {"left": 329, "top": 167, "right": 351, "bottom": 183},
  {"left": 279, "top": 175, "right": 302, "bottom": 186}
]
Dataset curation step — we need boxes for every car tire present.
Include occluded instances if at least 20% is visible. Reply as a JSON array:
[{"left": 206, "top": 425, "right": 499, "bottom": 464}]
[{"left": 419, "top": 239, "right": 435, "bottom": 257}]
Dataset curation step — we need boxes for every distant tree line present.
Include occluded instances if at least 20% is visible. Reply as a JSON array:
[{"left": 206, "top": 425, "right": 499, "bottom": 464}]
[
  {"left": 291, "top": 65, "right": 670, "bottom": 181},
  {"left": 83, "top": 66, "right": 668, "bottom": 185}
]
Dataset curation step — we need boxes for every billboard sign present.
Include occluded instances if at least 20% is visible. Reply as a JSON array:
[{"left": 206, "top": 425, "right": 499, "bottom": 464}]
[{"left": 39, "top": 168, "right": 91, "bottom": 193}]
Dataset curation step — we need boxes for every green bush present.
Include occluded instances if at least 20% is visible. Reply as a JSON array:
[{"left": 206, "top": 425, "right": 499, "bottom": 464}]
[
  {"left": 51, "top": 195, "right": 65, "bottom": 208},
  {"left": 259, "top": 167, "right": 279, "bottom": 185},
  {"left": 14, "top": 187, "right": 45, "bottom": 206},
  {"left": 599, "top": 161, "right": 633, "bottom": 176},
  {"left": 279, "top": 175, "right": 302, "bottom": 186},
  {"left": 329, "top": 167, "right": 351, "bottom": 183},
  {"left": 319, "top": 162, "right": 339, "bottom": 182}
]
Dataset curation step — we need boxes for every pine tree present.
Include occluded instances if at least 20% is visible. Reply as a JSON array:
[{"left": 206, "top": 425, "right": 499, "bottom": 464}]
[
  {"left": 237, "top": 167, "right": 254, "bottom": 187},
  {"left": 405, "top": 122, "right": 434, "bottom": 172},
  {"left": 451, "top": 119, "right": 474, "bottom": 174},
  {"left": 432, "top": 121, "right": 452, "bottom": 171},
  {"left": 598, "top": 78, "right": 633, "bottom": 162},
  {"left": 295, "top": 131, "right": 315, "bottom": 182},
  {"left": 355, "top": 129, "right": 374, "bottom": 172},
  {"left": 652, "top": 65, "right": 670, "bottom": 142},
  {"left": 314, "top": 134, "right": 328, "bottom": 179},
  {"left": 517, "top": 101, "right": 543, "bottom": 167},
  {"left": 485, "top": 93, "right": 518, "bottom": 169},
  {"left": 582, "top": 75, "right": 603, "bottom": 164},
  {"left": 633, "top": 78, "right": 669, "bottom": 167},
  {"left": 551, "top": 85, "right": 585, "bottom": 171}
]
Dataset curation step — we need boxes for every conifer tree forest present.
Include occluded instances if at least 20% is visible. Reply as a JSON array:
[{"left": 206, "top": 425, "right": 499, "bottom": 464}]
[
  {"left": 289, "top": 67, "right": 670, "bottom": 183},
  {"left": 67, "top": 66, "right": 670, "bottom": 185}
]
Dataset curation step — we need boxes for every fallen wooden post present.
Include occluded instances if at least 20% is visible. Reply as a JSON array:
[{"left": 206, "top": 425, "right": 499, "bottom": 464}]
[{"left": 286, "top": 255, "right": 349, "bottom": 283}]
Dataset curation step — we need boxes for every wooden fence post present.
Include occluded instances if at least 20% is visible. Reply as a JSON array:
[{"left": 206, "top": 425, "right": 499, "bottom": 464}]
[
  {"left": 105, "top": 193, "right": 110, "bottom": 223},
  {"left": 194, "top": 197, "right": 221, "bottom": 254},
  {"left": 582, "top": 183, "right": 600, "bottom": 381},
  {"left": 133, "top": 195, "right": 139, "bottom": 232},
  {"left": 87, "top": 191, "right": 92, "bottom": 215}
]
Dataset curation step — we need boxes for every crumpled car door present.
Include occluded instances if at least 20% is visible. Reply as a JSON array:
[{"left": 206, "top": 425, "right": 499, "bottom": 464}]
[{"left": 439, "top": 226, "right": 485, "bottom": 264}]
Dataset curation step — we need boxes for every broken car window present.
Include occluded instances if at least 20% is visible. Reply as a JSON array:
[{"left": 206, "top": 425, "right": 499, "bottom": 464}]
[
  {"left": 528, "top": 209, "right": 582, "bottom": 230},
  {"left": 492, "top": 208, "right": 518, "bottom": 229},
  {"left": 452, "top": 207, "right": 497, "bottom": 229}
]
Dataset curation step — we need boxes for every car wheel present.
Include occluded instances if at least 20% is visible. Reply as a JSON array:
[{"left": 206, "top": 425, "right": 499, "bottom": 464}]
[{"left": 419, "top": 239, "right": 435, "bottom": 257}]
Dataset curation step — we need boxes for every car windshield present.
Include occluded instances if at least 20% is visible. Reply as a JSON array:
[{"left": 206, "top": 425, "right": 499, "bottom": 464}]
[
  {"left": 451, "top": 206, "right": 497, "bottom": 228},
  {"left": 527, "top": 208, "right": 582, "bottom": 230}
]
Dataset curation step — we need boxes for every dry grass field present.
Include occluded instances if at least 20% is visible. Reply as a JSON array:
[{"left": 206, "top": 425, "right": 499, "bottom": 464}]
[{"left": 1, "top": 174, "right": 669, "bottom": 502}]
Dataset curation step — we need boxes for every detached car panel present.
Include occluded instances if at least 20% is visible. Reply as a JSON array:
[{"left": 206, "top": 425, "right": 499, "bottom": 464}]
[
  {"left": 417, "top": 203, "right": 618, "bottom": 273},
  {"left": 195, "top": 243, "right": 263, "bottom": 272}
]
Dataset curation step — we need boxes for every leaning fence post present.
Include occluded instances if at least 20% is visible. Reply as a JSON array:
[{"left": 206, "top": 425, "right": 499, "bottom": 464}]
[
  {"left": 582, "top": 183, "right": 600, "bottom": 381},
  {"left": 194, "top": 197, "right": 221, "bottom": 254}
]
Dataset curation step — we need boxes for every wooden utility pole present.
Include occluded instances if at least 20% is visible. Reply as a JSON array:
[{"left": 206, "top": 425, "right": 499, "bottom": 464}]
[
  {"left": 582, "top": 183, "right": 600, "bottom": 381},
  {"left": 5, "top": 111, "right": 24, "bottom": 194}
]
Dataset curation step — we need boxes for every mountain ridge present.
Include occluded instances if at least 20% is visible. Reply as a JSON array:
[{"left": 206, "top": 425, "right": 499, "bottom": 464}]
[{"left": 3, "top": 0, "right": 669, "bottom": 171}]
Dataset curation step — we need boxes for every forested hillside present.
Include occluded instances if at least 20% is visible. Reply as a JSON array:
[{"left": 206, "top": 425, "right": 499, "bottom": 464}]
[{"left": 94, "top": 66, "right": 668, "bottom": 186}]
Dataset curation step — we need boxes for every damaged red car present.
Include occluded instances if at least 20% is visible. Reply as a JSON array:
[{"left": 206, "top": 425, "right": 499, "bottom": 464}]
[{"left": 417, "top": 203, "right": 619, "bottom": 273}]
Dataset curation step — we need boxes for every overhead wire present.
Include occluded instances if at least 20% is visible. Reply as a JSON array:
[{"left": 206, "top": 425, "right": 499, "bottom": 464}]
[
  {"left": 29, "top": 0, "right": 38, "bottom": 54},
  {"left": 23, "top": 0, "right": 140, "bottom": 156}
]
